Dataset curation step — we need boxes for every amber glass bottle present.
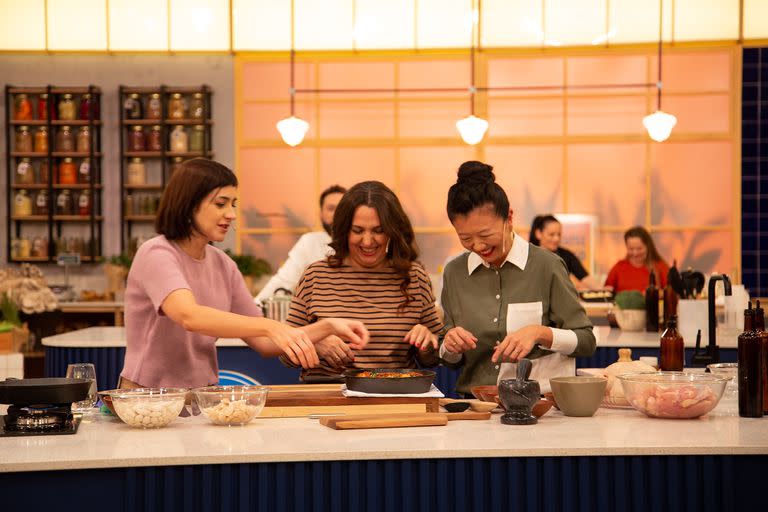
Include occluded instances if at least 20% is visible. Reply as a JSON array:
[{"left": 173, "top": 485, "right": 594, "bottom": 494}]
[
  {"left": 738, "top": 303, "right": 763, "bottom": 418},
  {"left": 753, "top": 300, "right": 768, "bottom": 414},
  {"left": 645, "top": 271, "right": 660, "bottom": 332},
  {"left": 660, "top": 315, "right": 684, "bottom": 371}
]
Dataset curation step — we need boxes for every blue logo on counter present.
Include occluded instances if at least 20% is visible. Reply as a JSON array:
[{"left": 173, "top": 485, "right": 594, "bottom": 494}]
[{"left": 218, "top": 370, "right": 261, "bottom": 386}]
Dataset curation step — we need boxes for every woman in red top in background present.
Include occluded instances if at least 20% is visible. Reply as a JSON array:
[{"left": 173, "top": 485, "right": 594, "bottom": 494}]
[{"left": 604, "top": 226, "right": 669, "bottom": 293}]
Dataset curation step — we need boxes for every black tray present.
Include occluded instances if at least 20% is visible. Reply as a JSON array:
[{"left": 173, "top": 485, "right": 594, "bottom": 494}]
[{"left": 344, "top": 369, "right": 435, "bottom": 394}]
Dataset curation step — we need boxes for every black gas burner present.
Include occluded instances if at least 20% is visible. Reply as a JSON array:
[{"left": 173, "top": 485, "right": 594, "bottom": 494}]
[{"left": 0, "top": 403, "right": 81, "bottom": 437}]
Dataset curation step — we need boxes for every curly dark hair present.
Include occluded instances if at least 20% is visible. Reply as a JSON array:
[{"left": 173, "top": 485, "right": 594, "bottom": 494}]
[{"left": 328, "top": 181, "right": 419, "bottom": 309}]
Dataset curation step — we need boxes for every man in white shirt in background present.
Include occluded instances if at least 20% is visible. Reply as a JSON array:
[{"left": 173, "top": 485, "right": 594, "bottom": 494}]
[{"left": 254, "top": 185, "right": 346, "bottom": 305}]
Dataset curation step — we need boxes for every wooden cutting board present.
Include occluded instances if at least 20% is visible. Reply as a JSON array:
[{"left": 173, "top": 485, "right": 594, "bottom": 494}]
[{"left": 319, "top": 411, "right": 491, "bottom": 430}]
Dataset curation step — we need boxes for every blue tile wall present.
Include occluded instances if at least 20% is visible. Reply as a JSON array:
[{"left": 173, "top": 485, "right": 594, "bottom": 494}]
[{"left": 742, "top": 48, "right": 768, "bottom": 297}]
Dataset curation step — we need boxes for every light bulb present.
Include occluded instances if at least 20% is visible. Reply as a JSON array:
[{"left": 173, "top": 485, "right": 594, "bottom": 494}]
[
  {"left": 456, "top": 115, "right": 489, "bottom": 145},
  {"left": 276, "top": 116, "right": 310, "bottom": 147},
  {"left": 643, "top": 110, "right": 677, "bottom": 142}
]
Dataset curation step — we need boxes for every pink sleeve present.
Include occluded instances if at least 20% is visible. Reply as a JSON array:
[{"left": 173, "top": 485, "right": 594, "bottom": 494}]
[
  {"left": 228, "top": 260, "right": 264, "bottom": 317},
  {"left": 131, "top": 243, "right": 190, "bottom": 315}
]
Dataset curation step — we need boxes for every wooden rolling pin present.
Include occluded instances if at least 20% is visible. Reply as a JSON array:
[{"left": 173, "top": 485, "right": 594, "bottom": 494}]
[{"left": 319, "top": 411, "right": 491, "bottom": 430}]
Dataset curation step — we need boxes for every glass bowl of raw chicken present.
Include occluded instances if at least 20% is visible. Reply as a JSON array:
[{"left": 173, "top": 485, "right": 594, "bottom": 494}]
[{"left": 617, "top": 372, "right": 728, "bottom": 419}]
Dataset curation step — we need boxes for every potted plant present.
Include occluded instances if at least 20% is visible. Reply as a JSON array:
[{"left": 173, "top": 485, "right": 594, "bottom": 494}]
[
  {"left": 105, "top": 253, "right": 133, "bottom": 299},
  {"left": 224, "top": 249, "right": 273, "bottom": 295},
  {"left": 613, "top": 291, "right": 646, "bottom": 331}
]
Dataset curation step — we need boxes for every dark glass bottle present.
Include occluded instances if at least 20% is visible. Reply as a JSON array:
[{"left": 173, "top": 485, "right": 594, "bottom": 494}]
[
  {"left": 663, "top": 261, "right": 679, "bottom": 326},
  {"left": 738, "top": 302, "right": 764, "bottom": 418},
  {"left": 753, "top": 300, "right": 768, "bottom": 414},
  {"left": 645, "top": 271, "right": 660, "bottom": 332},
  {"left": 660, "top": 315, "right": 684, "bottom": 371}
]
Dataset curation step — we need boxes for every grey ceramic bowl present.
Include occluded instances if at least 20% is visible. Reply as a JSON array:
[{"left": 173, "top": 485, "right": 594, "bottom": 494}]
[{"left": 549, "top": 376, "right": 608, "bottom": 417}]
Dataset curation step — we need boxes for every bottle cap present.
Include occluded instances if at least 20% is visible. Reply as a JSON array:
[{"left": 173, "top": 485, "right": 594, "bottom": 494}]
[{"left": 745, "top": 300, "right": 754, "bottom": 317}]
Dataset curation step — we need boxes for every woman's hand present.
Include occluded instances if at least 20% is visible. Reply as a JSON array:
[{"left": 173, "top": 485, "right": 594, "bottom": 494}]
[
  {"left": 404, "top": 324, "right": 438, "bottom": 351},
  {"left": 315, "top": 335, "right": 355, "bottom": 368},
  {"left": 492, "top": 325, "right": 546, "bottom": 363},
  {"left": 323, "top": 318, "right": 370, "bottom": 350},
  {"left": 266, "top": 320, "right": 320, "bottom": 368},
  {"left": 442, "top": 327, "right": 477, "bottom": 354}
]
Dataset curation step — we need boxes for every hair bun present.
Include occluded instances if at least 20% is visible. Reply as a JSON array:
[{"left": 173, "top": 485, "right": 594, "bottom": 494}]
[{"left": 457, "top": 161, "right": 495, "bottom": 185}]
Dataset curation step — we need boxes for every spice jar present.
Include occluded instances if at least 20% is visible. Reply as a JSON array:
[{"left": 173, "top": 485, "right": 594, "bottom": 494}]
[
  {"left": 76, "top": 126, "right": 91, "bottom": 153},
  {"left": 38, "top": 93, "right": 49, "bottom": 120},
  {"left": 34, "top": 189, "right": 49, "bottom": 215},
  {"left": 148, "top": 125, "right": 163, "bottom": 151},
  {"left": 56, "top": 190, "right": 73, "bottom": 215},
  {"left": 189, "top": 125, "right": 205, "bottom": 152},
  {"left": 58, "top": 94, "right": 76, "bottom": 120},
  {"left": 190, "top": 93, "right": 205, "bottom": 119},
  {"left": 147, "top": 93, "right": 162, "bottom": 119},
  {"left": 79, "top": 93, "right": 99, "bottom": 120},
  {"left": 31, "top": 237, "right": 47, "bottom": 258},
  {"left": 16, "top": 126, "right": 33, "bottom": 152},
  {"left": 127, "top": 157, "right": 146, "bottom": 185},
  {"left": 56, "top": 126, "right": 75, "bottom": 152},
  {"left": 38, "top": 160, "right": 50, "bottom": 184},
  {"left": 78, "top": 158, "right": 91, "bottom": 184},
  {"left": 124, "top": 93, "right": 143, "bottom": 119},
  {"left": 18, "top": 238, "right": 31, "bottom": 259},
  {"left": 15, "top": 159, "right": 35, "bottom": 185},
  {"left": 14, "top": 189, "right": 32, "bottom": 216},
  {"left": 34, "top": 127, "right": 49, "bottom": 153},
  {"left": 58, "top": 157, "right": 77, "bottom": 185},
  {"left": 125, "top": 194, "right": 134, "bottom": 216},
  {"left": 168, "top": 93, "right": 186, "bottom": 119},
  {"left": 14, "top": 94, "right": 33, "bottom": 121},
  {"left": 78, "top": 189, "right": 92, "bottom": 216},
  {"left": 169, "top": 125, "right": 188, "bottom": 152},
  {"left": 128, "top": 125, "right": 146, "bottom": 152}
]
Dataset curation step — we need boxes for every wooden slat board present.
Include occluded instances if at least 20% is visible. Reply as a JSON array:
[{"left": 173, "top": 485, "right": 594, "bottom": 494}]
[{"left": 318, "top": 411, "right": 492, "bottom": 430}]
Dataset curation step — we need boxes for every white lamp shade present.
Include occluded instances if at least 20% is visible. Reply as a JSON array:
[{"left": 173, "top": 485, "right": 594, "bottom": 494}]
[
  {"left": 456, "top": 115, "right": 489, "bottom": 145},
  {"left": 276, "top": 116, "right": 310, "bottom": 147},
  {"left": 642, "top": 110, "right": 677, "bottom": 142}
]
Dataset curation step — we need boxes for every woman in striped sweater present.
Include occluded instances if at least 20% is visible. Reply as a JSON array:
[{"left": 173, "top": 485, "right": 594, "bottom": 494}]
[{"left": 283, "top": 181, "right": 444, "bottom": 382}]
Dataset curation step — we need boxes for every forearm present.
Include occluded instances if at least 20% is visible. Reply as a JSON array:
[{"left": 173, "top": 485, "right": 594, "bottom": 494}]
[{"left": 179, "top": 303, "right": 277, "bottom": 338}]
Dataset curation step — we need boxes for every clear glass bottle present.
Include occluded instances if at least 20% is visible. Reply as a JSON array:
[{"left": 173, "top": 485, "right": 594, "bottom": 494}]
[
  {"left": 190, "top": 92, "right": 205, "bottom": 119},
  {"left": 168, "top": 93, "right": 186, "bottom": 119},
  {"left": 124, "top": 93, "right": 143, "bottom": 119},
  {"left": 58, "top": 157, "right": 77, "bottom": 185},
  {"left": 128, "top": 125, "right": 146, "bottom": 152},
  {"left": 189, "top": 125, "right": 205, "bottom": 152},
  {"left": 34, "top": 127, "right": 49, "bottom": 153},
  {"left": 56, "top": 189, "right": 73, "bottom": 215},
  {"left": 14, "top": 94, "right": 33, "bottom": 120},
  {"left": 15, "top": 158, "right": 35, "bottom": 185},
  {"left": 147, "top": 93, "right": 162, "bottom": 119},
  {"left": 148, "top": 125, "right": 163, "bottom": 151},
  {"left": 169, "top": 125, "right": 188, "bottom": 152},
  {"left": 34, "top": 189, "right": 49, "bottom": 215},
  {"left": 78, "top": 158, "right": 91, "bottom": 184},
  {"left": 58, "top": 93, "right": 76, "bottom": 120},
  {"left": 16, "top": 126, "right": 33, "bottom": 152},
  {"left": 31, "top": 236, "right": 47, "bottom": 258},
  {"left": 127, "top": 157, "right": 146, "bottom": 185},
  {"left": 76, "top": 126, "right": 91, "bottom": 152},
  {"left": 56, "top": 125, "right": 75, "bottom": 152},
  {"left": 78, "top": 189, "right": 92, "bottom": 216},
  {"left": 14, "top": 189, "right": 32, "bottom": 216}
]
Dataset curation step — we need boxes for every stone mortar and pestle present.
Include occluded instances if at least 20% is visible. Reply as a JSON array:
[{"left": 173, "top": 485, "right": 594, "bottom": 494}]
[{"left": 498, "top": 358, "right": 540, "bottom": 425}]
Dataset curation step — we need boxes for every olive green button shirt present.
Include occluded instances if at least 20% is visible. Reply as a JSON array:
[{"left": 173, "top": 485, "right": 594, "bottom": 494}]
[{"left": 439, "top": 234, "right": 596, "bottom": 395}]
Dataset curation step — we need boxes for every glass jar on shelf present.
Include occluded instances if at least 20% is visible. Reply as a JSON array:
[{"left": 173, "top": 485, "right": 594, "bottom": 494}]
[
  {"left": 58, "top": 157, "right": 77, "bottom": 185},
  {"left": 34, "top": 127, "right": 49, "bottom": 153},
  {"left": 78, "top": 189, "right": 92, "bottom": 216},
  {"left": 190, "top": 93, "right": 205, "bottom": 119},
  {"left": 189, "top": 125, "right": 205, "bottom": 152},
  {"left": 31, "top": 236, "right": 47, "bottom": 258},
  {"left": 16, "top": 126, "right": 33, "bottom": 152},
  {"left": 58, "top": 94, "right": 76, "bottom": 120},
  {"left": 15, "top": 158, "right": 35, "bottom": 185},
  {"left": 18, "top": 238, "right": 31, "bottom": 259},
  {"left": 124, "top": 93, "right": 143, "bottom": 119},
  {"left": 148, "top": 125, "right": 163, "bottom": 151},
  {"left": 34, "top": 189, "right": 49, "bottom": 215},
  {"left": 168, "top": 93, "right": 187, "bottom": 119},
  {"left": 38, "top": 160, "right": 50, "bottom": 184},
  {"left": 76, "top": 126, "right": 91, "bottom": 153},
  {"left": 14, "top": 94, "right": 33, "bottom": 121},
  {"left": 79, "top": 93, "right": 99, "bottom": 120},
  {"left": 14, "top": 189, "right": 33, "bottom": 216},
  {"left": 125, "top": 194, "right": 134, "bottom": 216},
  {"left": 147, "top": 93, "right": 162, "bottom": 119},
  {"left": 127, "top": 157, "right": 146, "bottom": 185},
  {"left": 56, "top": 125, "right": 75, "bottom": 152},
  {"left": 169, "top": 125, "right": 188, "bottom": 152},
  {"left": 56, "top": 189, "right": 73, "bottom": 215},
  {"left": 128, "top": 125, "right": 146, "bottom": 152},
  {"left": 38, "top": 93, "right": 49, "bottom": 120},
  {"left": 10, "top": 239, "right": 20, "bottom": 260},
  {"left": 78, "top": 158, "right": 91, "bottom": 184}
]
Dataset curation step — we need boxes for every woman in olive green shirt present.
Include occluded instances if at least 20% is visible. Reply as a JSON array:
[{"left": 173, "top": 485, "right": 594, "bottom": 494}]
[{"left": 439, "top": 161, "right": 596, "bottom": 395}]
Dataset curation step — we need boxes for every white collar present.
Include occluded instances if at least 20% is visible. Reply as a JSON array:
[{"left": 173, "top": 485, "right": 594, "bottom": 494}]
[{"left": 467, "top": 232, "right": 529, "bottom": 274}]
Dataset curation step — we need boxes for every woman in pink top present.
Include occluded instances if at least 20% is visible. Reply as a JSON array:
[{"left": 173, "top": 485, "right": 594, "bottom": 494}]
[
  {"left": 120, "top": 159, "right": 368, "bottom": 389},
  {"left": 604, "top": 226, "right": 669, "bottom": 293}
]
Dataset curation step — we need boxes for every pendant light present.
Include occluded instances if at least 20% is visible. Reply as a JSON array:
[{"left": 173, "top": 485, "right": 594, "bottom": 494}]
[
  {"left": 456, "top": 2, "right": 488, "bottom": 145},
  {"left": 277, "top": 0, "right": 309, "bottom": 147},
  {"left": 643, "top": 0, "right": 677, "bottom": 142}
]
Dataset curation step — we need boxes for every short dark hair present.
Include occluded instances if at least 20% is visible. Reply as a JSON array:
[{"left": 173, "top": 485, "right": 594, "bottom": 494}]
[
  {"left": 319, "top": 184, "right": 346, "bottom": 208},
  {"left": 529, "top": 214, "right": 560, "bottom": 246},
  {"left": 328, "top": 181, "right": 419, "bottom": 308},
  {"left": 624, "top": 226, "right": 666, "bottom": 267},
  {"left": 446, "top": 161, "right": 510, "bottom": 222},
  {"left": 155, "top": 158, "right": 238, "bottom": 240}
]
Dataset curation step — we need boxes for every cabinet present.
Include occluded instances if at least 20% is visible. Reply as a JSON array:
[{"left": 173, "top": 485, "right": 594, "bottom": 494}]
[
  {"left": 118, "top": 85, "right": 213, "bottom": 254},
  {"left": 5, "top": 85, "right": 103, "bottom": 263}
]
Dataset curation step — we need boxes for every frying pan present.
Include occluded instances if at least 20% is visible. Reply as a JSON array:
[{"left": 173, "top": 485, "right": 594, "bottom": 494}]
[
  {"left": 0, "top": 378, "right": 92, "bottom": 405},
  {"left": 345, "top": 369, "right": 435, "bottom": 394}
]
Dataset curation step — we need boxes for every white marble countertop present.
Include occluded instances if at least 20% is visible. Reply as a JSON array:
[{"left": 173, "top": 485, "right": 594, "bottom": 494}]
[
  {"left": 42, "top": 326, "right": 738, "bottom": 349},
  {"left": 1, "top": 403, "right": 766, "bottom": 473}
]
